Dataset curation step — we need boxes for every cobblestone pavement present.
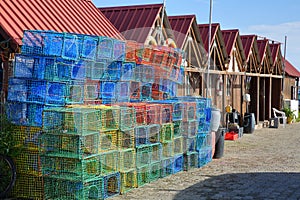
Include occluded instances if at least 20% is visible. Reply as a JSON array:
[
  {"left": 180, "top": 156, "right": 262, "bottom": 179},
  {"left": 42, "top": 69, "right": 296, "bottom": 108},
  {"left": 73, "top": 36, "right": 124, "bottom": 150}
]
[{"left": 112, "top": 123, "right": 300, "bottom": 200}]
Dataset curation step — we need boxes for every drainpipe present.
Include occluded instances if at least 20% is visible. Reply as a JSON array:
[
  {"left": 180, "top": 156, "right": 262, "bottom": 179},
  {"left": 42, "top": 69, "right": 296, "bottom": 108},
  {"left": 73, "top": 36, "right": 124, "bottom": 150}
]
[{"left": 281, "top": 36, "right": 287, "bottom": 109}]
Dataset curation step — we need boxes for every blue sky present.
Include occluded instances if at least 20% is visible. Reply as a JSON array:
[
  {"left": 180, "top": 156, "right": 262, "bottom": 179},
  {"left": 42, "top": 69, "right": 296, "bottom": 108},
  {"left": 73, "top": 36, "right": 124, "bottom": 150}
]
[{"left": 94, "top": 0, "right": 300, "bottom": 70}]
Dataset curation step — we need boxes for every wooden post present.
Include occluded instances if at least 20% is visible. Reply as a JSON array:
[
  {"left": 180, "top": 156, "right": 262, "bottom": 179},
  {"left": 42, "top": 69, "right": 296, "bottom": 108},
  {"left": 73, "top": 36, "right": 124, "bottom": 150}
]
[{"left": 256, "top": 76, "right": 260, "bottom": 124}]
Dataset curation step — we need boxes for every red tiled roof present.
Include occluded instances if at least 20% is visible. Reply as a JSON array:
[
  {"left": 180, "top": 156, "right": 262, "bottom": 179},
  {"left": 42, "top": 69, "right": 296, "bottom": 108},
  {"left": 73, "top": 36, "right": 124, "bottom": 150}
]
[
  {"left": 222, "top": 29, "right": 239, "bottom": 56},
  {"left": 257, "top": 39, "right": 270, "bottom": 64},
  {"left": 222, "top": 29, "right": 246, "bottom": 70},
  {"left": 0, "top": 0, "right": 123, "bottom": 46},
  {"left": 100, "top": 4, "right": 163, "bottom": 43},
  {"left": 168, "top": 15, "right": 194, "bottom": 49},
  {"left": 240, "top": 35, "right": 257, "bottom": 62},
  {"left": 284, "top": 59, "right": 300, "bottom": 77},
  {"left": 198, "top": 23, "right": 220, "bottom": 52},
  {"left": 269, "top": 43, "right": 281, "bottom": 67}
]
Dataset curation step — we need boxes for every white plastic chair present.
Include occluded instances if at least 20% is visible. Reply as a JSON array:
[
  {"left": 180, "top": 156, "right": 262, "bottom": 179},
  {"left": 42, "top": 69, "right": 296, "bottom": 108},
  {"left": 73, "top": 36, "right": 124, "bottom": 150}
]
[{"left": 272, "top": 108, "right": 287, "bottom": 128}]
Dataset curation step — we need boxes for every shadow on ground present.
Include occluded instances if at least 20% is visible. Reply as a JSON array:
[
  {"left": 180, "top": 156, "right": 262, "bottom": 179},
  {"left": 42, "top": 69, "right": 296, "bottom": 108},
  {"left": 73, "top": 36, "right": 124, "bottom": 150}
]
[{"left": 171, "top": 172, "right": 300, "bottom": 200}]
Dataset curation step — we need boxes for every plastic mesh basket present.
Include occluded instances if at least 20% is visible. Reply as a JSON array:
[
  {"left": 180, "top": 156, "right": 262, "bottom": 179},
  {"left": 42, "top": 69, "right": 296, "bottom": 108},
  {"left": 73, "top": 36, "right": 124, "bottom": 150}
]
[
  {"left": 54, "top": 58, "right": 74, "bottom": 82},
  {"left": 89, "top": 61, "right": 106, "bottom": 80},
  {"left": 7, "top": 78, "right": 28, "bottom": 102},
  {"left": 84, "top": 80, "right": 100, "bottom": 100},
  {"left": 183, "top": 136, "right": 197, "bottom": 153},
  {"left": 141, "top": 65, "right": 154, "bottom": 83},
  {"left": 140, "top": 83, "right": 152, "bottom": 101},
  {"left": 97, "top": 36, "right": 114, "bottom": 61},
  {"left": 182, "top": 120, "right": 198, "bottom": 138},
  {"left": 101, "top": 81, "right": 117, "bottom": 99},
  {"left": 160, "top": 157, "right": 174, "bottom": 178},
  {"left": 27, "top": 103, "right": 47, "bottom": 127},
  {"left": 42, "top": 107, "right": 64, "bottom": 133},
  {"left": 196, "top": 132, "right": 212, "bottom": 152},
  {"left": 135, "top": 125, "right": 149, "bottom": 147},
  {"left": 81, "top": 35, "right": 98, "bottom": 60},
  {"left": 150, "top": 142, "right": 162, "bottom": 163},
  {"left": 129, "top": 81, "right": 140, "bottom": 101},
  {"left": 121, "top": 62, "right": 135, "bottom": 81},
  {"left": 198, "top": 146, "right": 212, "bottom": 168},
  {"left": 160, "top": 123, "right": 174, "bottom": 143},
  {"left": 118, "top": 106, "right": 136, "bottom": 131},
  {"left": 35, "top": 56, "right": 56, "bottom": 80},
  {"left": 27, "top": 80, "right": 47, "bottom": 104},
  {"left": 46, "top": 81, "right": 66, "bottom": 105},
  {"left": 148, "top": 124, "right": 160, "bottom": 144},
  {"left": 21, "top": 30, "right": 64, "bottom": 56},
  {"left": 136, "top": 165, "right": 150, "bottom": 187},
  {"left": 173, "top": 120, "right": 182, "bottom": 138},
  {"left": 62, "top": 107, "right": 102, "bottom": 135},
  {"left": 39, "top": 132, "right": 100, "bottom": 159},
  {"left": 118, "top": 148, "right": 136, "bottom": 171},
  {"left": 13, "top": 126, "right": 42, "bottom": 151},
  {"left": 136, "top": 145, "right": 152, "bottom": 168},
  {"left": 62, "top": 33, "right": 83, "bottom": 60},
  {"left": 117, "top": 128, "right": 135, "bottom": 149},
  {"left": 97, "top": 106, "right": 120, "bottom": 131},
  {"left": 149, "top": 161, "right": 161, "bottom": 183},
  {"left": 146, "top": 104, "right": 161, "bottom": 125},
  {"left": 66, "top": 81, "right": 84, "bottom": 104},
  {"left": 41, "top": 155, "right": 101, "bottom": 180},
  {"left": 103, "top": 172, "right": 121, "bottom": 199},
  {"left": 101, "top": 61, "right": 121, "bottom": 81},
  {"left": 44, "top": 176, "right": 104, "bottom": 200},
  {"left": 113, "top": 39, "right": 125, "bottom": 61},
  {"left": 71, "top": 60, "right": 87, "bottom": 80},
  {"left": 100, "top": 150, "right": 118, "bottom": 175},
  {"left": 14, "top": 149, "right": 42, "bottom": 176},
  {"left": 6, "top": 101, "right": 28, "bottom": 126},
  {"left": 99, "top": 130, "right": 118, "bottom": 152},
  {"left": 173, "top": 153, "right": 184, "bottom": 174},
  {"left": 173, "top": 136, "right": 184, "bottom": 155},
  {"left": 162, "top": 141, "right": 174, "bottom": 158},
  {"left": 127, "top": 103, "right": 147, "bottom": 125},
  {"left": 13, "top": 54, "right": 35, "bottom": 78},
  {"left": 120, "top": 169, "right": 137, "bottom": 194},
  {"left": 11, "top": 174, "right": 44, "bottom": 200},
  {"left": 117, "top": 81, "right": 130, "bottom": 102},
  {"left": 125, "top": 40, "right": 137, "bottom": 62},
  {"left": 184, "top": 151, "right": 198, "bottom": 171}
]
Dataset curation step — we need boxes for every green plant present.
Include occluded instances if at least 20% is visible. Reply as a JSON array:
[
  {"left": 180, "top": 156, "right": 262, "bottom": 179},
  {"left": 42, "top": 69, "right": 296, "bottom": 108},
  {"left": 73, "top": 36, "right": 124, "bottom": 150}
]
[
  {"left": 282, "top": 107, "right": 296, "bottom": 123},
  {"left": 0, "top": 115, "right": 21, "bottom": 157},
  {"left": 296, "top": 111, "right": 300, "bottom": 123}
]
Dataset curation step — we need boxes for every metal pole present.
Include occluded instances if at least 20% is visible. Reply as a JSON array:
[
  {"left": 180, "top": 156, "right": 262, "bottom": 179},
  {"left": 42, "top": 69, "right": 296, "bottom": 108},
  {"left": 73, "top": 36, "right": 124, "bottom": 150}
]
[
  {"left": 160, "top": 0, "right": 166, "bottom": 45},
  {"left": 206, "top": 0, "right": 213, "bottom": 97},
  {"left": 281, "top": 36, "right": 287, "bottom": 109}
]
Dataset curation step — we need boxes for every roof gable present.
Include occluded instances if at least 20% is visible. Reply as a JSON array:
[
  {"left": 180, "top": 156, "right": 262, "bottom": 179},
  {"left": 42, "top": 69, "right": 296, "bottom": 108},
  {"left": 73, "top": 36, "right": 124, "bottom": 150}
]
[
  {"left": 257, "top": 39, "right": 271, "bottom": 64},
  {"left": 100, "top": 4, "right": 166, "bottom": 43},
  {"left": 198, "top": 23, "right": 220, "bottom": 52},
  {"left": 222, "top": 29, "right": 239, "bottom": 56},
  {"left": 0, "top": 0, "right": 123, "bottom": 46},
  {"left": 168, "top": 15, "right": 194, "bottom": 48},
  {"left": 269, "top": 43, "right": 281, "bottom": 65},
  {"left": 241, "top": 35, "right": 257, "bottom": 62}
]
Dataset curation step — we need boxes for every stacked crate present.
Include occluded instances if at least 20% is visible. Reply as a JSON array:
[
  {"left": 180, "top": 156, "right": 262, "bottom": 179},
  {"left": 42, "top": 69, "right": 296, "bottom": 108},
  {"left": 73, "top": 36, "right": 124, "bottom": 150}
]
[
  {"left": 7, "top": 30, "right": 68, "bottom": 199},
  {"left": 41, "top": 107, "right": 112, "bottom": 200},
  {"left": 186, "top": 97, "right": 213, "bottom": 168},
  {"left": 11, "top": 126, "right": 44, "bottom": 199},
  {"left": 5, "top": 30, "right": 215, "bottom": 199},
  {"left": 117, "top": 106, "right": 137, "bottom": 194},
  {"left": 181, "top": 101, "right": 199, "bottom": 171}
]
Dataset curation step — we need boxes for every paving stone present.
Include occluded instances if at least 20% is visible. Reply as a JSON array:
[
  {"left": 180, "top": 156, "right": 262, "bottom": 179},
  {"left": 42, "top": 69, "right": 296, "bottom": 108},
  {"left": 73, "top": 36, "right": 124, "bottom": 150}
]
[{"left": 110, "top": 123, "right": 300, "bottom": 200}]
